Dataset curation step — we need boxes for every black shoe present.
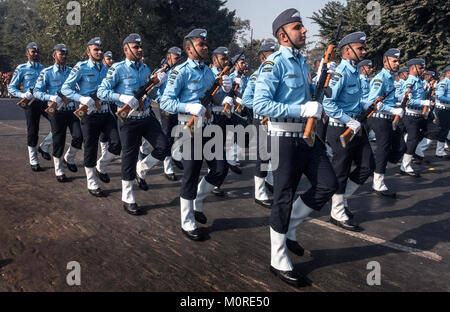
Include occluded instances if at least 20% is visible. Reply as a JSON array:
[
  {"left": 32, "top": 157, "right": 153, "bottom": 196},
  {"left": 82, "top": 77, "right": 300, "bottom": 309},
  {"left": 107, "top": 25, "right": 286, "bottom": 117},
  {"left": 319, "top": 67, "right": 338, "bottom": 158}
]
[
  {"left": 269, "top": 266, "right": 306, "bottom": 287},
  {"left": 229, "top": 165, "right": 242, "bottom": 175},
  {"left": 135, "top": 176, "right": 149, "bottom": 191},
  {"left": 255, "top": 198, "right": 272, "bottom": 209},
  {"left": 173, "top": 160, "right": 184, "bottom": 170},
  {"left": 194, "top": 211, "right": 207, "bottom": 224},
  {"left": 398, "top": 170, "right": 421, "bottom": 178},
  {"left": 435, "top": 155, "right": 450, "bottom": 159},
  {"left": 31, "top": 164, "right": 42, "bottom": 172},
  {"left": 374, "top": 189, "right": 396, "bottom": 198},
  {"left": 89, "top": 188, "right": 106, "bottom": 198},
  {"left": 330, "top": 217, "right": 363, "bottom": 232},
  {"left": 38, "top": 147, "right": 51, "bottom": 161},
  {"left": 344, "top": 206, "right": 354, "bottom": 219},
  {"left": 211, "top": 187, "right": 225, "bottom": 197},
  {"left": 286, "top": 239, "right": 305, "bottom": 256},
  {"left": 63, "top": 159, "right": 78, "bottom": 173},
  {"left": 181, "top": 228, "right": 204, "bottom": 241},
  {"left": 96, "top": 169, "right": 110, "bottom": 184},
  {"left": 164, "top": 173, "right": 178, "bottom": 181},
  {"left": 265, "top": 182, "right": 274, "bottom": 194},
  {"left": 56, "top": 174, "right": 69, "bottom": 183},
  {"left": 123, "top": 202, "right": 144, "bottom": 216}
]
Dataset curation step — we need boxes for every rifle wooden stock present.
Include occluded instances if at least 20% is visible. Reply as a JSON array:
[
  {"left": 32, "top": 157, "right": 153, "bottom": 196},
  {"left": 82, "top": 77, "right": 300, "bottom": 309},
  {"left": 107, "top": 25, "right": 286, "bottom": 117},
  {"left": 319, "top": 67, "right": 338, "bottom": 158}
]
[
  {"left": 340, "top": 128, "right": 354, "bottom": 148},
  {"left": 184, "top": 109, "right": 212, "bottom": 135},
  {"left": 116, "top": 104, "right": 132, "bottom": 122},
  {"left": 302, "top": 117, "right": 317, "bottom": 147},
  {"left": 17, "top": 98, "right": 30, "bottom": 109},
  {"left": 45, "top": 102, "right": 58, "bottom": 116},
  {"left": 74, "top": 105, "right": 89, "bottom": 120},
  {"left": 261, "top": 117, "right": 268, "bottom": 125},
  {"left": 223, "top": 103, "right": 232, "bottom": 118},
  {"left": 392, "top": 115, "right": 400, "bottom": 131},
  {"left": 234, "top": 98, "right": 243, "bottom": 114}
]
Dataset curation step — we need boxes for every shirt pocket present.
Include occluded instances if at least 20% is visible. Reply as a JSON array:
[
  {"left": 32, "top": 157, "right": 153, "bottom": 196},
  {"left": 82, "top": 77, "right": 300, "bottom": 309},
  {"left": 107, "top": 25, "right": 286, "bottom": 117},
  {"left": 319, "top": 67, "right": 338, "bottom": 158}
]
[
  {"left": 187, "top": 81, "right": 203, "bottom": 92},
  {"left": 284, "top": 74, "right": 304, "bottom": 89}
]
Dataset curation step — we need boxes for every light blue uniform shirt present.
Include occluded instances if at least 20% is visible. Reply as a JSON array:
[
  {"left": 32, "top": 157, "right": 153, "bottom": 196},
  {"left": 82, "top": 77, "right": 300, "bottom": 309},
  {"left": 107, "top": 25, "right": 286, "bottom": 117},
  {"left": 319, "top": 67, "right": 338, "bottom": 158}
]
[
  {"left": 97, "top": 58, "right": 152, "bottom": 109},
  {"left": 230, "top": 70, "right": 249, "bottom": 95},
  {"left": 210, "top": 66, "right": 227, "bottom": 103},
  {"left": 34, "top": 64, "right": 72, "bottom": 102},
  {"left": 8, "top": 62, "right": 45, "bottom": 97},
  {"left": 160, "top": 58, "right": 216, "bottom": 115},
  {"left": 323, "top": 59, "right": 363, "bottom": 124},
  {"left": 394, "top": 78, "right": 406, "bottom": 101},
  {"left": 400, "top": 75, "right": 429, "bottom": 109},
  {"left": 367, "top": 68, "right": 397, "bottom": 113},
  {"left": 253, "top": 45, "right": 313, "bottom": 119},
  {"left": 242, "top": 70, "right": 259, "bottom": 109},
  {"left": 436, "top": 77, "right": 450, "bottom": 104},
  {"left": 360, "top": 74, "right": 371, "bottom": 108},
  {"left": 61, "top": 59, "right": 108, "bottom": 102}
]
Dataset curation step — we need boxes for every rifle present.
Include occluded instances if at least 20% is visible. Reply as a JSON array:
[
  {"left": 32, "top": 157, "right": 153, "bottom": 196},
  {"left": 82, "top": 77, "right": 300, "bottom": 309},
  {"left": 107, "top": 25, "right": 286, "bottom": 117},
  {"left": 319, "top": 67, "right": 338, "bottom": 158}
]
[
  {"left": 303, "top": 21, "right": 342, "bottom": 147},
  {"left": 422, "top": 79, "right": 436, "bottom": 118},
  {"left": 74, "top": 93, "right": 101, "bottom": 120},
  {"left": 392, "top": 79, "right": 418, "bottom": 131},
  {"left": 340, "top": 87, "right": 396, "bottom": 148},
  {"left": 17, "top": 88, "right": 35, "bottom": 109},
  {"left": 46, "top": 91, "right": 70, "bottom": 116},
  {"left": 185, "top": 50, "right": 245, "bottom": 134},
  {"left": 116, "top": 55, "right": 186, "bottom": 122}
]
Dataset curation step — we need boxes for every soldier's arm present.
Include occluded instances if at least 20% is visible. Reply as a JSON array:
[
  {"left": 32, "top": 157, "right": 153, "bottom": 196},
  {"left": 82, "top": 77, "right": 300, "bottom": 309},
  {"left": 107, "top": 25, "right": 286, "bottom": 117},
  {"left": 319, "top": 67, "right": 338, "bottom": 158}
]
[
  {"left": 33, "top": 70, "right": 50, "bottom": 102},
  {"left": 7, "top": 67, "right": 24, "bottom": 98},
  {"left": 253, "top": 61, "right": 301, "bottom": 119},
  {"left": 436, "top": 81, "right": 450, "bottom": 103},
  {"left": 61, "top": 64, "right": 82, "bottom": 102},
  {"left": 97, "top": 66, "right": 121, "bottom": 103},
  {"left": 242, "top": 74, "right": 257, "bottom": 109},
  {"left": 160, "top": 69, "right": 187, "bottom": 115},
  {"left": 323, "top": 73, "right": 352, "bottom": 123}
]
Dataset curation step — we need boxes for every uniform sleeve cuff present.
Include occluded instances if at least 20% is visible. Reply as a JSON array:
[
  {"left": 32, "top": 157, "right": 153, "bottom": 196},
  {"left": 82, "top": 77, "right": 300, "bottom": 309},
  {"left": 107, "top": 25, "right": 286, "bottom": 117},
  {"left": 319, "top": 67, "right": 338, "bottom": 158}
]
[
  {"left": 340, "top": 114, "right": 351, "bottom": 124},
  {"left": 178, "top": 103, "right": 187, "bottom": 114},
  {"left": 112, "top": 93, "right": 121, "bottom": 102},
  {"left": 288, "top": 105, "right": 302, "bottom": 118}
]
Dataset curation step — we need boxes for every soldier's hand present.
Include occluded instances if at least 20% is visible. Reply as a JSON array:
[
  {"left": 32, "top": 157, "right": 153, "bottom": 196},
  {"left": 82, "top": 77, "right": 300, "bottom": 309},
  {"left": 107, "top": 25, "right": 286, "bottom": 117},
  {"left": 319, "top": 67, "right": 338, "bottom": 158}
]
[
  {"left": 155, "top": 72, "right": 168, "bottom": 87},
  {"left": 327, "top": 62, "right": 337, "bottom": 74},
  {"left": 186, "top": 103, "right": 206, "bottom": 117},
  {"left": 390, "top": 108, "right": 404, "bottom": 118},
  {"left": 49, "top": 95, "right": 62, "bottom": 105},
  {"left": 222, "top": 96, "right": 234, "bottom": 106},
  {"left": 221, "top": 75, "right": 232, "bottom": 93},
  {"left": 119, "top": 94, "right": 139, "bottom": 109},
  {"left": 421, "top": 100, "right": 431, "bottom": 107},
  {"left": 79, "top": 96, "right": 95, "bottom": 107},
  {"left": 346, "top": 118, "right": 361, "bottom": 133},
  {"left": 21, "top": 92, "right": 34, "bottom": 100},
  {"left": 300, "top": 101, "right": 322, "bottom": 119}
]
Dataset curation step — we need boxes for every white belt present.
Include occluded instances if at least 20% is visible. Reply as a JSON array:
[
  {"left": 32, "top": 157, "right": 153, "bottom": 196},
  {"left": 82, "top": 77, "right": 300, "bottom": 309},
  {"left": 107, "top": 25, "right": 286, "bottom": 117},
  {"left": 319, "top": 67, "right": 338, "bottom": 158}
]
[
  {"left": 436, "top": 102, "right": 450, "bottom": 110},
  {"left": 178, "top": 113, "right": 192, "bottom": 123},
  {"left": 268, "top": 121, "right": 304, "bottom": 133},
  {"left": 212, "top": 106, "right": 226, "bottom": 113},
  {"left": 328, "top": 117, "right": 346, "bottom": 125},
  {"left": 405, "top": 107, "right": 422, "bottom": 115},
  {"left": 129, "top": 108, "right": 150, "bottom": 118},
  {"left": 48, "top": 101, "right": 75, "bottom": 109}
]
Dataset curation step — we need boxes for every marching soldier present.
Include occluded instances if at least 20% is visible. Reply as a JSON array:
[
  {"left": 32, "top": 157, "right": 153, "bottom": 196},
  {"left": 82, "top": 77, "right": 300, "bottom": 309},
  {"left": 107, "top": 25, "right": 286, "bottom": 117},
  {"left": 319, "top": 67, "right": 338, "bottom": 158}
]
[
  {"left": 395, "top": 67, "right": 409, "bottom": 100},
  {"left": 97, "top": 34, "right": 169, "bottom": 215},
  {"left": 103, "top": 51, "right": 114, "bottom": 68},
  {"left": 8, "top": 42, "right": 53, "bottom": 172},
  {"left": 34, "top": 44, "right": 83, "bottom": 182},
  {"left": 253, "top": 9, "right": 338, "bottom": 286},
  {"left": 323, "top": 31, "right": 376, "bottom": 231},
  {"left": 242, "top": 42, "right": 277, "bottom": 208},
  {"left": 358, "top": 59, "right": 373, "bottom": 109},
  {"left": 367, "top": 48, "right": 406, "bottom": 198},
  {"left": 434, "top": 65, "right": 450, "bottom": 158},
  {"left": 399, "top": 58, "right": 430, "bottom": 177},
  {"left": 62, "top": 37, "right": 122, "bottom": 197},
  {"left": 160, "top": 29, "right": 233, "bottom": 241},
  {"left": 155, "top": 46, "right": 184, "bottom": 181}
]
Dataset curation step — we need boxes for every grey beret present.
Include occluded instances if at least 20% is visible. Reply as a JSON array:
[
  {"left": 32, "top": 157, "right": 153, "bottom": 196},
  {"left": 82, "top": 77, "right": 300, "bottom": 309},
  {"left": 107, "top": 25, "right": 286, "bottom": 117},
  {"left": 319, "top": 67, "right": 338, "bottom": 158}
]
[
  {"left": 232, "top": 54, "right": 246, "bottom": 63},
  {"left": 272, "top": 8, "right": 302, "bottom": 37},
  {"left": 184, "top": 29, "right": 207, "bottom": 40},
  {"left": 26, "top": 42, "right": 39, "bottom": 50},
  {"left": 384, "top": 48, "right": 401, "bottom": 58},
  {"left": 53, "top": 44, "right": 68, "bottom": 53},
  {"left": 167, "top": 46, "right": 182, "bottom": 56},
  {"left": 443, "top": 65, "right": 450, "bottom": 73},
  {"left": 357, "top": 60, "right": 373, "bottom": 68},
  {"left": 259, "top": 43, "right": 277, "bottom": 53},
  {"left": 338, "top": 32, "right": 367, "bottom": 50},
  {"left": 88, "top": 37, "right": 102, "bottom": 46},
  {"left": 425, "top": 70, "right": 435, "bottom": 76},
  {"left": 398, "top": 67, "right": 409, "bottom": 73},
  {"left": 213, "top": 47, "right": 229, "bottom": 56},
  {"left": 104, "top": 51, "right": 113, "bottom": 58},
  {"left": 406, "top": 58, "right": 426, "bottom": 67},
  {"left": 123, "top": 34, "right": 142, "bottom": 46}
]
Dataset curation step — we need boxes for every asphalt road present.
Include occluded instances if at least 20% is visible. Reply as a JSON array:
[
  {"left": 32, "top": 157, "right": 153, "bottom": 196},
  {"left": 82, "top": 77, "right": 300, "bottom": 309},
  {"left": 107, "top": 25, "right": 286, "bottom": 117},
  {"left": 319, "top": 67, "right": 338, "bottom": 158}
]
[{"left": 0, "top": 98, "right": 449, "bottom": 292}]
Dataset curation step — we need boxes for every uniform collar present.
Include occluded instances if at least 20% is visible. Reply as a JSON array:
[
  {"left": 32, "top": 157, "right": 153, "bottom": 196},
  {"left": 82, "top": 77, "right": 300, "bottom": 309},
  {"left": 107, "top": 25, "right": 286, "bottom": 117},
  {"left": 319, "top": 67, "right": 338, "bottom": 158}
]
[
  {"left": 187, "top": 58, "right": 205, "bottom": 70},
  {"left": 280, "top": 45, "right": 303, "bottom": 61},
  {"left": 342, "top": 59, "right": 357, "bottom": 73},
  {"left": 408, "top": 74, "right": 419, "bottom": 82},
  {"left": 27, "top": 61, "right": 39, "bottom": 69},
  {"left": 53, "top": 64, "right": 66, "bottom": 73},
  {"left": 125, "top": 58, "right": 142, "bottom": 69},
  {"left": 360, "top": 74, "right": 369, "bottom": 80},
  {"left": 381, "top": 67, "right": 394, "bottom": 79},
  {"left": 88, "top": 59, "right": 103, "bottom": 70}
]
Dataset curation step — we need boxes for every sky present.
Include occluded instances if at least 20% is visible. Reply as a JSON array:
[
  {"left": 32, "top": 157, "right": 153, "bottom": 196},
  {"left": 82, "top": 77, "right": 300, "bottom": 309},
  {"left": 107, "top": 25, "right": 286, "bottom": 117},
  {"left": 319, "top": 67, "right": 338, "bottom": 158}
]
[{"left": 225, "top": 0, "right": 345, "bottom": 45}]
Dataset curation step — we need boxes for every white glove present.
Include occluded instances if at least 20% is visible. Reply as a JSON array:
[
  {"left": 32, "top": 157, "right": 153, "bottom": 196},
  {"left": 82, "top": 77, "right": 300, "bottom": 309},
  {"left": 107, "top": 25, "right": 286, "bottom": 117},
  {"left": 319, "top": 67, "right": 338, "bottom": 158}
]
[
  {"left": 222, "top": 75, "right": 232, "bottom": 93},
  {"left": 376, "top": 101, "right": 383, "bottom": 111},
  {"left": 155, "top": 72, "right": 168, "bottom": 88},
  {"left": 185, "top": 103, "right": 206, "bottom": 117},
  {"left": 233, "top": 77, "right": 242, "bottom": 87},
  {"left": 235, "top": 97, "right": 242, "bottom": 105},
  {"left": 390, "top": 107, "right": 404, "bottom": 117},
  {"left": 119, "top": 94, "right": 139, "bottom": 109},
  {"left": 21, "top": 92, "right": 34, "bottom": 100},
  {"left": 79, "top": 96, "right": 95, "bottom": 107},
  {"left": 421, "top": 100, "right": 431, "bottom": 107},
  {"left": 327, "top": 62, "right": 337, "bottom": 74},
  {"left": 346, "top": 118, "right": 361, "bottom": 133},
  {"left": 407, "top": 93, "right": 412, "bottom": 100},
  {"left": 222, "top": 96, "right": 233, "bottom": 106},
  {"left": 300, "top": 101, "right": 322, "bottom": 119},
  {"left": 49, "top": 95, "right": 63, "bottom": 105}
]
